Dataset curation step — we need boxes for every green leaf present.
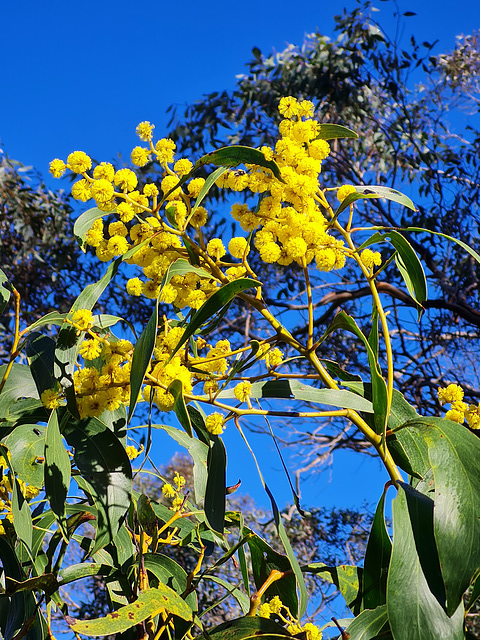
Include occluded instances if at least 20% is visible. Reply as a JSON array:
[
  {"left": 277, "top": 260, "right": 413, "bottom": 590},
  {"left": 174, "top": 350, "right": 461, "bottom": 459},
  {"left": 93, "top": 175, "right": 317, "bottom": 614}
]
[
  {"left": 4, "top": 423, "right": 45, "bottom": 487},
  {"left": 64, "top": 417, "right": 132, "bottom": 554},
  {"left": 406, "top": 227, "right": 480, "bottom": 265},
  {"left": 44, "top": 410, "right": 71, "bottom": 537},
  {"left": 215, "top": 379, "right": 374, "bottom": 413},
  {"left": 384, "top": 230, "right": 427, "bottom": 313},
  {"left": 73, "top": 206, "right": 107, "bottom": 251},
  {"left": 0, "top": 268, "right": 12, "bottom": 315},
  {"left": 168, "top": 380, "right": 193, "bottom": 437},
  {"left": 207, "top": 616, "right": 295, "bottom": 640},
  {"left": 152, "top": 424, "right": 208, "bottom": 504},
  {"left": 387, "top": 486, "right": 465, "bottom": 640},
  {"left": 57, "top": 562, "right": 115, "bottom": 587},
  {"left": 336, "top": 185, "right": 417, "bottom": 216},
  {"left": 346, "top": 604, "right": 388, "bottom": 640},
  {"left": 205, "top": 434, "right": 226, "bottom": 534},
  {"left": 137, "top": 494, "right": 157, "bottom": 536},
  {"left": 197, "top": 145, "right": 284, "bottom": 182},
  {"left": 319, "top": 312, "right": 387, "bottom": 432},
  {"left": 202, "top": 575, "right": 250, "bottom": 614},
  {"left": 265, "top": 484, "right": 307, "bottom": 617},
  {"left": 171, "top": 278, "right": 260, "bottom": 357},
  {"left": 0, "top": 536, "right": 41, "bottom": 640},
  {"left": 317, "top": 123, "right": 359, "bottom": 140},
  {"left": 246, "top": 529, "right": 298, "bottom": 618},
  {"left": 25, "top": 332, "right": 56, "bottom": 397},
  {"left": 0, "top": 364, "right": 39, "bottom": 419},
  {"left": 304, "top": 563, "right": 363, "bottom": 615},
  {"left": 128, "top": 301, "right": 158, "bottom": 422},
  {"left": 162, "top": 257, "right": 213, "bottom": 284},
  {"left": 144, "top": 553, "right": 197, "bottom": 611},
  {"left": 413, "top": 417, "right": 480, "bottom": 615},
  {"left": 362, "top": 488, "right": 392, "bottom": 610},
  {"left": 11, "top": 476, "right": 33, "bottom": 549},
  {"left": 66, "top": 584, "right": 192, "bottom": 636}
]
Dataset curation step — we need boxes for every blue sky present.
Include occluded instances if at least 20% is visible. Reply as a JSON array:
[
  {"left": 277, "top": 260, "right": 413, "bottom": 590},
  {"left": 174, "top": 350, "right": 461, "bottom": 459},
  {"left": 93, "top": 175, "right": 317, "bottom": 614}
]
[
  {"left": 1, "top": 0, "right": 480, "bottom": 513},
  {"left": 1, "top": 0, "right": 479, "bottom": 180}
]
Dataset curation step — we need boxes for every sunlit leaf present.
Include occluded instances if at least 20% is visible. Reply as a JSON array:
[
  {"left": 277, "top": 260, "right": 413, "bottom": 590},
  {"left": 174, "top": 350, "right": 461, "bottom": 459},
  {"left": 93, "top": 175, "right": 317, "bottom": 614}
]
[
  {"left": 66, "top": 584, "right": 192, "bottom": 636},
  {"left": 387, "top": 486, "right": 464, "bottom": 640},
  {"left": 215, "top": 379, "right": 374, "bottom": 413},
  {"left": 168, "top": 379, "right": 193, "bottom": 437},
  {"left": 4, "top": 423, "right": 45, "bottom": 487},
  {"left": 11, "top": 476, "right": 33, "bottom": 549},
  {"left": 317, "top": 123, "right": 359, "bottom": 140},
  {"left": 0, "top": 364, "right": 38, "bottom": 419},
  {"left": 346, "top": 604, "right": 388, "bottom": 640}
]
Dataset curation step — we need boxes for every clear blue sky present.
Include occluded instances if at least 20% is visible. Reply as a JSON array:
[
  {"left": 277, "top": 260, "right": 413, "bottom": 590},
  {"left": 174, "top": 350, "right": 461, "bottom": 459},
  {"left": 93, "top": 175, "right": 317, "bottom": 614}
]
[{"left": 1, "top": 0, "right": 479, "bottom": 513}]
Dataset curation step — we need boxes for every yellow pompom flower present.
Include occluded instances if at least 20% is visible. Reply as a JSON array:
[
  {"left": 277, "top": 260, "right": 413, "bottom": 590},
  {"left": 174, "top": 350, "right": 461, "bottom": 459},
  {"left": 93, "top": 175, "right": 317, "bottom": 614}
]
[
  {"left": 125, "top": 445, "right": 142, "bottom": 461},
  {"left": 207, "top": 238, "right": 226, "bottom": 260},
  {"left": 445, "top": 409, "right": 465, "bottom": 424},
  {"left": 337, "top": 184, "right": 357, "bottom": 202},
  {"left": 308, "top": 139, "right": 330, "bottom": 161},
  {"left": 85, "top": 220, "right": 104, "bottom": 247},
  {"left": 265, "top": 348, "right": 283, "bottom": 369},
  {"left": 228, "top": 237, "right": 250, "bottom": 259},
  {"left": 96, "top": 242, "right": 115, "bottom": 262},
  {"left": 234, "top": 381, "right": 253, "bottom": 402},
  {"left": 71, "top": 309, "right": 94, "bottom": 331},
  {"left": 108, "top": 221, "right": 128, "bottom": 237},
  {"left": 114, "top": 168, "right": 138, "bottom": 191},
  {"left": 259, "top": 242, "right": 281, "bottom": 264},
  {"left": 205, "top": 413, "right": 225, "bottom": 435},
  {"left": 258, "top": 603, "right": 271, "bottom": 618},
  {"left": 79, "top": 339, "right": 102, "bottom": 360},
  {"left": 187, "top": 177, "right": 206, "bottom": 198},
  {"left": 131, "top": 146, "right": 150, "bottom": 167},
  {"left": 93, "top": 162, "right": 115, "bottom": 181},
  {"left": 107, "top": 235, "right": 129, "bottom": 256},
  {"left": 116, "top": 202, "right": 135, "bottom": 223},
  {"left": 155, "top": 138, "right": 176, "bottom": 164},
  {"left": 190, "top": 206, "right": 208, "bottom": 227},
  {"left": 466, "top": 404, "right": 480, "bottom": 429},
  {"left": 143, "top": 183, "right": 159, "bottom": 197},
  {"left": 161, "top": 175, "right": 182, "bottom": 200},
  {"left": 438, "top": 384, "right": 464, "bottom": 405},
  {"left": 41, "top": 388, "right": 64, "bottom": 409},
  {"left": 71, "top": 179, "right": 91, "bottom": 202},
  {"left": 136, "top": 121, "right": 155, "bottom": 141},
  {"left": 67, "top": 151, "right": 92, "bottom": 173},
  {"left": 91, "top": 179, "right": 115, "bottom": 204},
  {"left": 315, "top": 248, "right": 337, "bottom": 271},
  {"left": 174, "top": 158, "right": 194, "bottom": 175},
  {"left": 50, "top": 158, "right": 67, "bottom": 178},
  {"left": 278, "top": 96, "right": 300, "bottom": 119},
  {"left": 360, "top": 249, "right": 382, "bottom": 270},
  {"left": 162, "top": 481, "right": 176, "bottom": 498}
]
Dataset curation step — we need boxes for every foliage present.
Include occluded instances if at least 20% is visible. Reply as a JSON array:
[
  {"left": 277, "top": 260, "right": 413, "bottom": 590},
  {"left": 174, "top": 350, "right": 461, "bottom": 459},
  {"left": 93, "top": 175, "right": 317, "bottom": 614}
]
[{"left": 1, "top": 88, "right": 480, "bottom": 640}]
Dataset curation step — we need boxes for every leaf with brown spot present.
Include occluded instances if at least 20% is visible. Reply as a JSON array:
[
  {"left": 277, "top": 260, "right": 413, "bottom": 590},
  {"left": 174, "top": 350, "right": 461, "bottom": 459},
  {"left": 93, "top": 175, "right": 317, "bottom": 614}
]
[{"left": 67, "top": 585, "right": 192, "bottom": 636}]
